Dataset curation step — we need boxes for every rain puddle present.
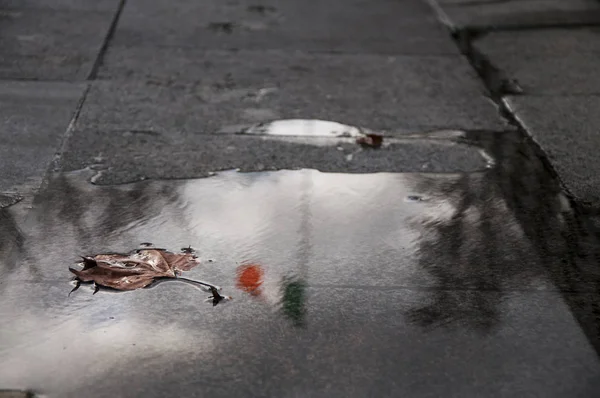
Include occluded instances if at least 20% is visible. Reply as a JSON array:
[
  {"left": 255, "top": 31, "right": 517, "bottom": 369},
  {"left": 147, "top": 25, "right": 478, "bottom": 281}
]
[
  {"left": 1, "top": 129, "right": 600, "bottom": 397},
  {"left": 218, "top": 118, "right": 465, "bottom": 151}
]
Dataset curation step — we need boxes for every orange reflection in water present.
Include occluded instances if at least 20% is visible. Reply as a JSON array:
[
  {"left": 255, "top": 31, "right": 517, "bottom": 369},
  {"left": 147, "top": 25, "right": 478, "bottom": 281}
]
[{"left": 236, "top": 264, "right": 264, "bottom": 297}]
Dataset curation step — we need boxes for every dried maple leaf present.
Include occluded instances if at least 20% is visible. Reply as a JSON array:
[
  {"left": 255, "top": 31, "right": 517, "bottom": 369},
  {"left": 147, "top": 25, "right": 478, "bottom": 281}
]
[
  {"left": 69, "top": 247, "right": 223, "bottom": 295},
  {"left": 69, "top": 248, "right": 199, "bottom": 292}
]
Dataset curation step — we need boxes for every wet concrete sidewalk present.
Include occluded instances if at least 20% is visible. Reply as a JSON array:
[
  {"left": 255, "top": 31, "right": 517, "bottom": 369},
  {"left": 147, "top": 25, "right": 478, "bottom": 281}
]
[
  {"left": 428, "top": 0, "right": 600, "bottom": 207},
  {"left": 1, "top": 0, "right": 600, "bottom": 397}
]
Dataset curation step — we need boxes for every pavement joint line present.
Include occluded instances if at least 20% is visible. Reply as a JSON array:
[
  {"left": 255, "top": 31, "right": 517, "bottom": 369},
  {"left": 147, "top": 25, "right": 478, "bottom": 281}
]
[
  {"left": 50, "top": 84, "right": 92, "bottom": 175},
  {"left": 426, "top": 0, "right": 600, "bottom": 33},
  {"left": 424, "top": 0, "right": 454, "bottom": 29},
  {"left": 425, "top": 0, "right": 592, "bottom": 243},
  {"left": 87, "top": 0, "right": 127, "bottom": 80},
  {"left": 501, "top": 97, "right": 584, "bottom": 206},
  {"left": 452, "top": 28, "right": 522, "bottom": 99}
]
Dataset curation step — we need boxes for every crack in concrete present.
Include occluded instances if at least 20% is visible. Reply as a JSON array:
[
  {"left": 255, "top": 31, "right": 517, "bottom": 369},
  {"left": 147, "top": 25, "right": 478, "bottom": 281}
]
[
  {"left": 452, "top": 28, "right": 523, "bottom": 99},
  {"left": 451, "top": 29, "right": 576, "bottom": 200},
  {"left": 426, "top": 2, "right": 596, "bottom": 231},
  {"left": 51, "top": 84, "right": 91, "bottom": 174},
  {"left": 87, "top": 0, "right": 127, "bottom": 80}
]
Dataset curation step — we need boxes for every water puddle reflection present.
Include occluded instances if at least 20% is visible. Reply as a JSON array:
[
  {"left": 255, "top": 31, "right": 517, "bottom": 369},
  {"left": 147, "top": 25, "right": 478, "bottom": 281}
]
[
  {"left": 1, "top": 131, "right": 600, "bottom": 396},
  {"left": 242, "top": 119, "right": 367, "bottom": 137}
]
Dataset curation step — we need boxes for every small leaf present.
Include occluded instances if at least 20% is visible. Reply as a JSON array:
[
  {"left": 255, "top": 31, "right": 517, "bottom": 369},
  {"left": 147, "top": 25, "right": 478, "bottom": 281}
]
[
  {"left": 69, "top": 247, "right": 230, "bottom": 305},
  {"left": 69, "top": 248, "right": 200, "bottom": 291},
  {"left": 356, "top": 133, "right": 383, "bottom": 149}
]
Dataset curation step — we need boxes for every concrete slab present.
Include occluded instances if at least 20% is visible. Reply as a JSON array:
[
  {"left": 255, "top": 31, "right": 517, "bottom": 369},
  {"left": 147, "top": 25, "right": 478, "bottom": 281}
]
[
  {"left": 1, "top": 0, "right": 120, "bottom": 12},
  {"left": 0, "top": 81, "right": 87, "bottom": 194},
  {"left": 112, "top": 0, "right": 459, "bottom": 55},
  {"left": 474, "top": 28, "right": 600, "bottom": 55},
  {"left": 431, "top": 0, "right": 600, "bottom": 30},
  {"left": 99, "top": 47, "right": 477, "bottom": 90},
  {"left": 473, "top": 28, "right": 600, "bottom": 95},
  {"left": 505, "top": 95, "right": 600, "bottom": 206},
  {"left": 0, "top": 7, "right": 115, "bottom": 80},
  {"left": 85, "top": 51, "right": 507, "bottom": 133},
  {"left": 476, "top": 53, "right": 600, "bottom": 95},
  {"left": 59, "top": 131, "right": 490, "bottom": 184}
]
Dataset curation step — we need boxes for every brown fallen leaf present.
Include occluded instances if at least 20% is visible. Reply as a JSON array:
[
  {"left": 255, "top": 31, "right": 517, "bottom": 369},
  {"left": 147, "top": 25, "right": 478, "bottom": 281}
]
[
  {"left": 356, "top": 133, "right": 383, "bottom": 149},
  {"left": 68, "top": 248, "right": 229, "bottom": 305},
  {"left": 69, "top": 248, "right": 198, "bottom": 291}
]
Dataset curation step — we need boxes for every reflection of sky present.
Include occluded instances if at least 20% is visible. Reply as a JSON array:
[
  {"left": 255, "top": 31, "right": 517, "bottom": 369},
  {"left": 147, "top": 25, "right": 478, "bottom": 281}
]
[
  {"left": 0, "top": 284, "right": 217, "bottom": 394},
  {"left": 1, "top": 169, "right": 599, "bottom": 397}
]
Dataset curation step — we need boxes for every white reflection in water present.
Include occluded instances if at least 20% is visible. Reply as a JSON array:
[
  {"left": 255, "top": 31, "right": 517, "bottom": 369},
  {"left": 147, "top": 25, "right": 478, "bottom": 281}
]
[{"left": 1, "top": 168, "right": 567, "bottom": 397}]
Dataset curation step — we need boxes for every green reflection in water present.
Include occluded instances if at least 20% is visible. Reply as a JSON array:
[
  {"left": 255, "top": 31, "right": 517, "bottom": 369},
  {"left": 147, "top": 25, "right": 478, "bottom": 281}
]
[{"left": 281, "top": 278, "right": 306, "bottom": 327}]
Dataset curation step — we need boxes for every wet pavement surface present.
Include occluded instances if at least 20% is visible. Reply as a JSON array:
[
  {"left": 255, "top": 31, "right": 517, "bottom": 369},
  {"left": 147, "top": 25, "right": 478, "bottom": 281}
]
[
  {"left": 3, "top": 0, "right": 600, "bottom": 396},
  {"left": 1, "top": 130, "right": 600, "bottom": 397},
  {"left": 62, "top": 120, "right": 492, "bottom": 185}
]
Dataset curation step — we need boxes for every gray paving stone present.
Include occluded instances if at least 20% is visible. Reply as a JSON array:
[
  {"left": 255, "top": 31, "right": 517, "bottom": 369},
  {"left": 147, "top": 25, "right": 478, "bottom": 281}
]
[
  {"left": 0, "top": 7, "right": 116, "bottom": 80},
  {"left": 60, "top": 131, "right": 490, "bottom": 184},
  {"left": 1, "top": 0, "right": 120, "bottom": 12},
  {"left": 0, "top": 81, "right": 87, "bottom": 193},
  {"left": 475, "top": 27, "right": 600, "bottom": 55},
  {"left": 477, "top": 53, "right": 600, "bottom": 95},
  {"left": 112, "top": 0, "right": 459, "bottom": 55},
  {"left": 86, "top": 51, "right": 507, "bottom": 132},
  {"left": 432, "top": 0, "right": 600, "bottom": 29},
  {"left": 99, "top": 47, "right": 473, "bottom": 88},
  {"left": 473, "top": 28, "right": 600, "bottom": 95},
  {"left": 505, "top": 95, "right": 600, "bottom": 206}
]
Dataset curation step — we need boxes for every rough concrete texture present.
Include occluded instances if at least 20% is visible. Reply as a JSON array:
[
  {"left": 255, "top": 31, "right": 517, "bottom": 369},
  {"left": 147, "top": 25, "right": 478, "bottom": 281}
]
[
  {"left": 56, "top": 0, "right": 509, "bottom": 185},
  {"left": 505, "top": 96, "right": 600, "bottom": 205},
  {"left": 0, "top": 0, "right": 510, "bottom": 193},
  {"left": 3, "top": 0, "right": 600, "bottom": 396},
  {"left": 85, "top": 50, "right": 507, "bottom": 133},
  {"left": 0, "top": 5, "right": 116, "bottom": 80},
  {"left": 429, "top": 0, "right": 600, "bottom": 208},
  {"left": 0, "top": 81, "right": 87, "bottom": 194},
  {"left": 60, "top": 131, "right": 490, "bottom": 185},
  {"left": 432, "top": 0, "right": 600, "bottom": 30},
  {"left": 474, "top": 27, "right": 600, "bottom": 55},
  {"left": 1, "top": 0, "right": 120, "bottom": 11},
  {"left": 474, "top": 28, "right": 600, "bottom": 95},
  {"left": 112, "top": 0, "right": 459, "bottom": 55}
]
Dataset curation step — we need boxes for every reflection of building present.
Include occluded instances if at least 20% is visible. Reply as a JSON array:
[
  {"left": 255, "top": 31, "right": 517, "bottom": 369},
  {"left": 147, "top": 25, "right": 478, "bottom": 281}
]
[
  {"left": 400, "top": 131, "right": 581, "bottom": 332},
  {"left": 178, "top": 170, "right": 430, "bottom": 318},
  {"left": 2, "top": 152, "right": 594, "bottom": 335},
  {"left": 2, "top": 151, "right": 600, "bottom": 395}
]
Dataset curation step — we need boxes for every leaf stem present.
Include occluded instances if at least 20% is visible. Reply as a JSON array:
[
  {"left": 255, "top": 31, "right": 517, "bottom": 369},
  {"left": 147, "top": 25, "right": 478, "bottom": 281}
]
[{"left": 149, "top": 276, "right": 221, "bottom": 292}]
